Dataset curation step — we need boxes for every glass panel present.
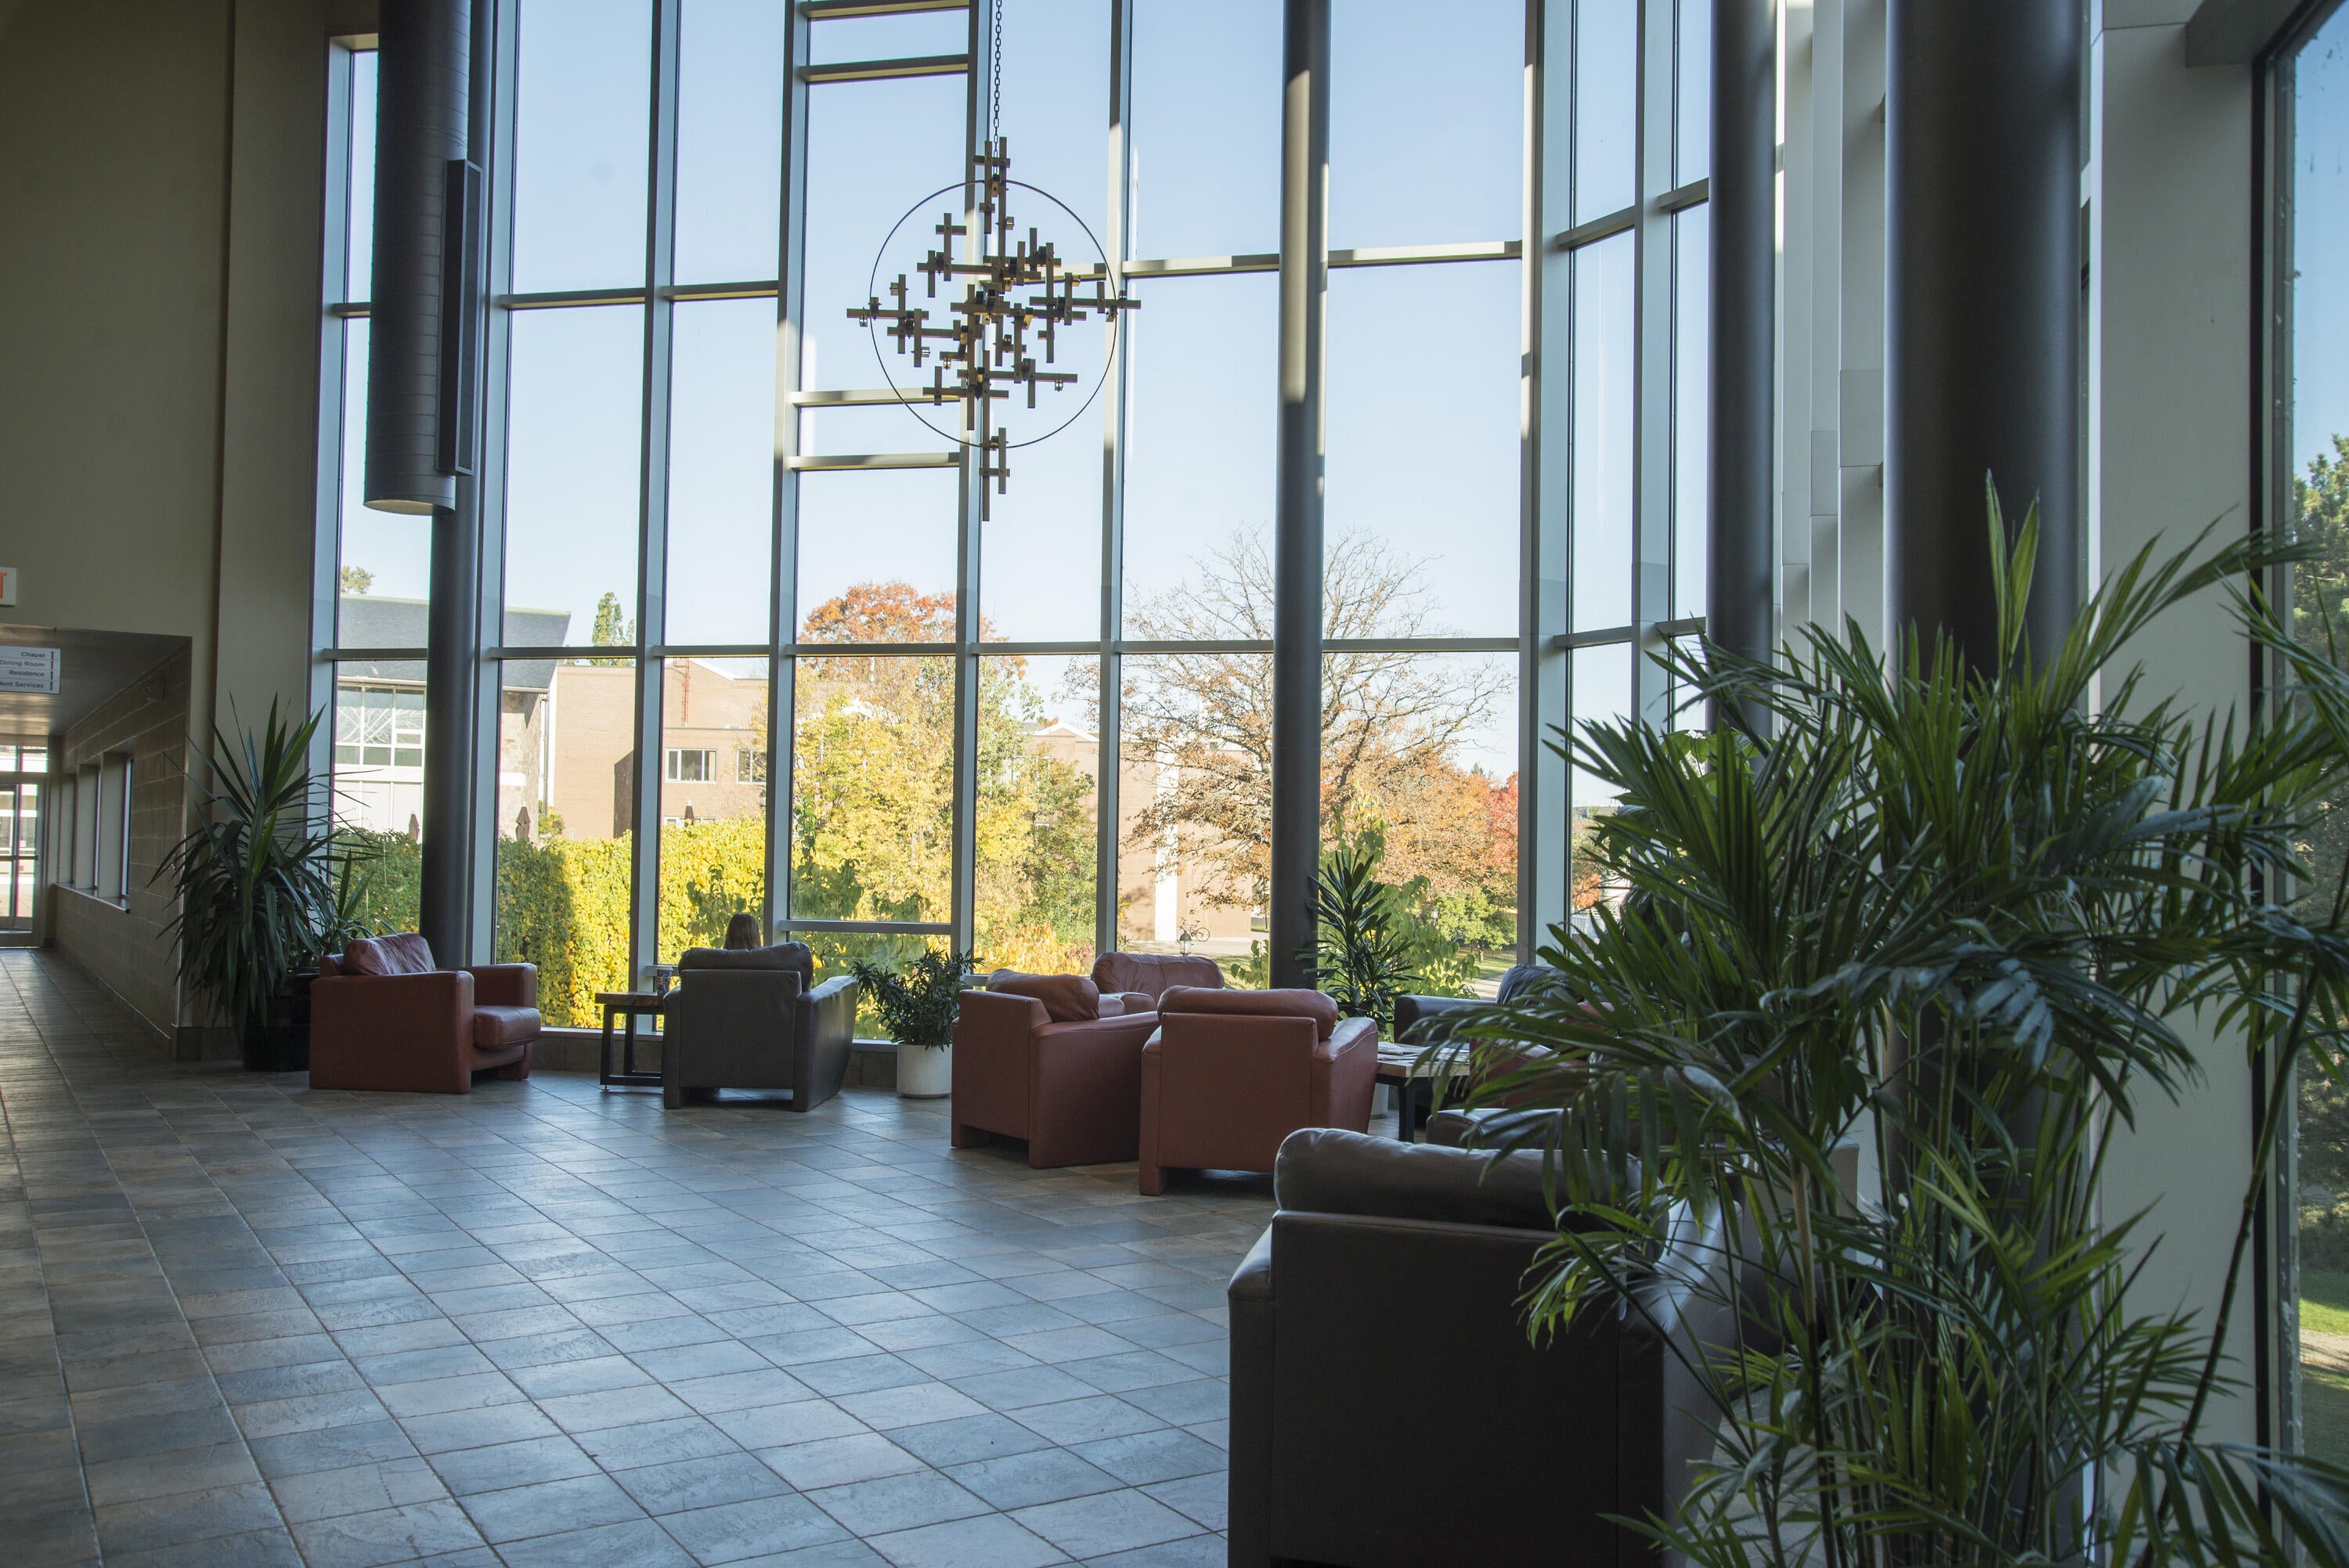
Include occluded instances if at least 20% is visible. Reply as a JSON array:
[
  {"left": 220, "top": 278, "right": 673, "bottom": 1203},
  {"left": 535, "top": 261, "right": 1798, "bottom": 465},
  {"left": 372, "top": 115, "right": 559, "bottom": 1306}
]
[
  {"left": 326, "top": 348, "right": 402, "bottom": 644},
  {"left": 1115, "top": 652, "right": 1271, "bottom": 967},
  {"left": 2294, "top": 4, "right": 2349, "bottom": 1471},
  {"left": 495, "top": 655, "right": 637, "bottom": 1025},
  {"left": 1122, "top": 272, "right": 1279, "bottom": 632},
  {"left": 998, "top": 0, "right": 1110, "bottom": 250},
  {"left": 982, "top": 412, "right": 1102, "bottom": 644},
  {"left": 1330, "top": 0, "right": 1522, "bottom": 248},
  {"left": 504, "top": 306, "right": 645, "bottom": 646},
  {"left": 329, "top": 669, "right": 426, "bottom": 938},
  {"left": 513, "top": 0, "right": 651, "bottom": 294},
  {"left": 667, "top": 299, "right": 778, "bottom": 646},
  {"left": 799, "top": 404, "right": 957, "bottom": 456},
  {"left": 335, "top": 322, "right": 431, "bottom": 643},
  {"left": 790, "top": 653, "right": 954, "bottom": 922},
  {"left": 1571, "top": 232, "right": 1636, "bottom": 631},
  {"left": 1321, "top": 651, "right": 1518, "bottom": 990},
  {"left": 1575, "top": 0, "right": 1638, "bottom": 224},
  {"left": 1674, "top": 204, "right": 1710, "bottom": 621},
  {"left": 346, "top": 48, "right": 377, "bottom": 302},
  {"left": 1326, "top": 262, "right": 1520, "bottom": 636},
  {"left": 674, "top": 0, "right": 785, "bottom": 286},
  {"left": 1676, "top": 0, "right": 1712, "bottom": 186},
  {"left": 801, "top": 75, "right": 965, "bottom": 398},
  {"left": 1568, "top": 641, "right": 1631, "bottom": 922},
  {"left": 807, "top": 12, "right": 969, "bottom": 65},
  {"left": 785, "top": 929, "right": 948, "bottom": 1039},
  {"left": 973, "top": 654, "right": 1098, "bottom": 975},
  {"left": 795, "top": 469, "right": 958, "bottom": 643},
  {"left": 12, "top": 781, "right": 35, "bottom": 921},
  {"left": 655, "top": 657, "right": 770, "bottom": 964},
  {"left": 1130, "top": 0, "right": 1280, "bottom": 259}
]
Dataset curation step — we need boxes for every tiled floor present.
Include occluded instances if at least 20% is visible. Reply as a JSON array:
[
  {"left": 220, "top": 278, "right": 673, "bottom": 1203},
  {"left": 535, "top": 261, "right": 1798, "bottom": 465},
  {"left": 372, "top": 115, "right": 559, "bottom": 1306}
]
[{"left": 0, "top": 951, "right": 1276, "bottom": 1568}]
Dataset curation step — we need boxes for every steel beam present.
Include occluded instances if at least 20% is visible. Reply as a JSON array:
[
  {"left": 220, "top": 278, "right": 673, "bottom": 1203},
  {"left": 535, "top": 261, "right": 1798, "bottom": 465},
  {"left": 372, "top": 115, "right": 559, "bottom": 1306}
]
[
  {"left": 1885, "top": 0, "right": 2081, "bottom": 669},
  {"left": 1709, "top": 0, "right": 1777, "bottom": 711},
  {"left": 1269, "top": 0, "right": 1330, "bottom": 991}
]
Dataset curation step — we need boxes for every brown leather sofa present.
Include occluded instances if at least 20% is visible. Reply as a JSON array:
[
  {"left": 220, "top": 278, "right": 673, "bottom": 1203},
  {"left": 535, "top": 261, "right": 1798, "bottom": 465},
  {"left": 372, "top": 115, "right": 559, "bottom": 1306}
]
[
  {"left": 1137, "top": 986, "right": 1377, "bottom": 1195},
  {"left": 1229, "top": 1128, "right": 1732, "bottom": 1567},
  {"left": 662, "top": 942, "right": 858, "bottom": 1112},
  {"left": 951, "top": 971, "right": 1162, "bottom": 1167},
  {"left": 1090, "top": 950, "right": 1225, "bottom": 1002},
  {"left": 310, "top": 934, "right": 539, "bottom": 1094}
]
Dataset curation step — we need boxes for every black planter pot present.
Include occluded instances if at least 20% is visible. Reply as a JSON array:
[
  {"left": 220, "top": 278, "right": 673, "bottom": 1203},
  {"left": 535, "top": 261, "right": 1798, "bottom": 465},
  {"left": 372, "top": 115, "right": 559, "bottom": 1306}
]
[{"left": 243, "top": 969, "right": 316, "bottom": 1072}]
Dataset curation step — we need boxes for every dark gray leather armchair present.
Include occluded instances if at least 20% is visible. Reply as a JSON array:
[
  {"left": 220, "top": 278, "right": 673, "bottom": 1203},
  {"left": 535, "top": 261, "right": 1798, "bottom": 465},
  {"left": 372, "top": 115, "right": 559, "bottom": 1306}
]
[
  {"left": 1229, "top": 1127, "right": 1732, "bottom": 1568},
  {"left": 1393, "top": 961, "right": 1567, "bottom": 1047},
  {"left": 662, "top": 942, "right": 857, "bottom": 1112}
]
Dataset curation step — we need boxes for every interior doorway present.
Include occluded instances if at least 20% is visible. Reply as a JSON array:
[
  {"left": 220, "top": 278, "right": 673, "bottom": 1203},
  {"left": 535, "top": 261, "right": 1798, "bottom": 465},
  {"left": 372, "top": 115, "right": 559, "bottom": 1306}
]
[{"left": 0, "top": 744, "right": 44, "bottom": 943}]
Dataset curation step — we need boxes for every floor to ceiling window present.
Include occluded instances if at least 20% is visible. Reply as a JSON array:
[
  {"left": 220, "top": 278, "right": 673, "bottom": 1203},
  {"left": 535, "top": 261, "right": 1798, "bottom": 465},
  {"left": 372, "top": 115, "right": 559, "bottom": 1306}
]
[
  {"left": 2278, "top": 0, "right": 2349, "bottom": 1469},
  {"left": 313, "top": 0, "right": 1708, "bottom": 1020}
]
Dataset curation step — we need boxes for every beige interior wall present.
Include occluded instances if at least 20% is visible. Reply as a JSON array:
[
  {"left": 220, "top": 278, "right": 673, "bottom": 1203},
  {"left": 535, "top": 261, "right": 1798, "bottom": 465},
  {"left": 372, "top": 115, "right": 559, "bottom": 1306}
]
[{"left": 0, "top": 0, "right": 368, "bottom": 1033}]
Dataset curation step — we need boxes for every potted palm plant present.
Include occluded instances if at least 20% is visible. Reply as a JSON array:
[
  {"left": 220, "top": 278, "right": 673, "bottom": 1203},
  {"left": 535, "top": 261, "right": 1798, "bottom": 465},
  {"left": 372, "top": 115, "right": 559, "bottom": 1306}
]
[
  {"left": 1436, "top": 497, "right": 2349, "bottom": 1566},
  {"left": 157, "top": 701, "right": 343, "bottom": 1072},
  {"left": 851, "top": 947, "right": 977, "bottom": 1098}
]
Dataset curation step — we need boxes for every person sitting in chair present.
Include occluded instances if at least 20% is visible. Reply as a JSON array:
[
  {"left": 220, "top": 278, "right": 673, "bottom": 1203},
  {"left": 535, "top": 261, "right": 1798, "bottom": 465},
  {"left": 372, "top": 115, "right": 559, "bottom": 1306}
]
[{"left": 723, "top": 912, "right": 763, "bottom": 951}]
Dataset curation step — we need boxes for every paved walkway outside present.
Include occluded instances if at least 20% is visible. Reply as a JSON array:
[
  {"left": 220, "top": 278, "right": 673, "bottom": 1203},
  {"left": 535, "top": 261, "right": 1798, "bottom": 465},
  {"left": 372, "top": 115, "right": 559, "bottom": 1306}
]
[{"left": 0, "top": 950, "right": 1272, "bottom": 1568}]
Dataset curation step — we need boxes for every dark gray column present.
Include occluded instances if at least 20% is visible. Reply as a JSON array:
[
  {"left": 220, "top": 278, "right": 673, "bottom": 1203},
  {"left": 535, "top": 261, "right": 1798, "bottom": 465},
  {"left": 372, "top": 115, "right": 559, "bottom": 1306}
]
[
  {"left": 1709, "top": 0, "right": 1777, "bottom": 708},
  {"left": 367, "top": 0, "right": 478, "bottom": 961},
  {"left": 1270, "top": 0, "right": 1329, "bottom": 991},
  {"left": 1886, "top": 0, "right": 2081, "bottom": 669}
]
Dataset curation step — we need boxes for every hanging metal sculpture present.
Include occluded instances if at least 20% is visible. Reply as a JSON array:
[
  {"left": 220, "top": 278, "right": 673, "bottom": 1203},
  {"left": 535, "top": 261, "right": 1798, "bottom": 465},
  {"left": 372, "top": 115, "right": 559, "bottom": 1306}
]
[{"left": 846, "top": 4, "right": 1135, "bottom": 517}]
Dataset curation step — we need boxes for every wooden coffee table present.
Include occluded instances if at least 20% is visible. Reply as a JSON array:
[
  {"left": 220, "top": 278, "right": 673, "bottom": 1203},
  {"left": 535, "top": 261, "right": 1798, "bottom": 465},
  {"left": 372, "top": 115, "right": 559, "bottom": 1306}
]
[
  {"left": 1376, "top": 1044, "right": 1441, "bottom": 1143},
  {"left": 596, "top": 990, "right": 667, "bottom": 1088}
]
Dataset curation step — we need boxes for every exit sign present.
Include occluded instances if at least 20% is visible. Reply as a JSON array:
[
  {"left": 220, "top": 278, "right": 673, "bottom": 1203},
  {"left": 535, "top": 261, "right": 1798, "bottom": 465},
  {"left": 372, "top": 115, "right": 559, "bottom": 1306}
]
[{"left": 0, "top": 568, "right": 14, "bottom": 606}]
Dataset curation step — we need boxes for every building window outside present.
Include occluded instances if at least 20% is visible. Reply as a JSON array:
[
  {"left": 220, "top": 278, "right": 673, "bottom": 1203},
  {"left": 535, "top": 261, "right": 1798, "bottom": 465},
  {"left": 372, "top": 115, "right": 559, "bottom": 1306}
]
[
  {"left": 737, "top": 748, "right": 764, "bottom": 784},
  {"left": 666, "top": 748, "right": 714, "bottom": 784}
]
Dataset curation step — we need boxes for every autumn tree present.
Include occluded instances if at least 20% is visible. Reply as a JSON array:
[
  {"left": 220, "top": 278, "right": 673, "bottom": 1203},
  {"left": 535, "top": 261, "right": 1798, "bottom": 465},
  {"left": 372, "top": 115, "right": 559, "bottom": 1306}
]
[
  {"left": 1078, "top": 528, "right": 1517, "bottom": 947},
  {"left": 792, "top": 582, "right": 1096, "bottom": 969},
  {"left": 587, "top": 591, "right": 632, "bottom": 665}
]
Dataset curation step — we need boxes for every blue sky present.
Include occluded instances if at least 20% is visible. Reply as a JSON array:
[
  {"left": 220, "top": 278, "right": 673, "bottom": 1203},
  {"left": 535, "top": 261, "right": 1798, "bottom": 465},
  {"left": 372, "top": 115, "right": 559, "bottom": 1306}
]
[
  {"left": 2300, "top": 9, "right": 2349, "bottom": 482},
  {"left": 335, "top": 0, "right": 1568, "bottom": 781}
]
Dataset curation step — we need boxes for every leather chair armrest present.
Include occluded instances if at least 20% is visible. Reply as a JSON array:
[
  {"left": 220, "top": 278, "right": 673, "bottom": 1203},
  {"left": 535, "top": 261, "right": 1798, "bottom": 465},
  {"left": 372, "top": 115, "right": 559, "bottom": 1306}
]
[
  {"left": 1313, "top": 1016, "right": 1380, "bottom": 1133},
  {"left": 1115, "top": 992, "right": 1155, "bottom": 1015},
  {"left": 794, "top": 974, "right": 860, "bottom": 1109},
  {"left": 465, "top": 964, "right": 537, "bottom": 1009},
  {"left": 1228, "top": 1223, "right": 1276, "bottom": 1568},
  {"left": 310, "top": 969, "right": 474, "bottom": 1094},
  {"left": 1315, "top": 1015, "right": 1378, "bottom": 1061}
]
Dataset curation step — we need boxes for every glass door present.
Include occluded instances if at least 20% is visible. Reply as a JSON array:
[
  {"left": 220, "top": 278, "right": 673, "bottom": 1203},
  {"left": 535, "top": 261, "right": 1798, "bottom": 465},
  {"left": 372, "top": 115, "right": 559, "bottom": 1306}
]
[{"left": 0, "top": 745, "right": 44, "bottom": 939}]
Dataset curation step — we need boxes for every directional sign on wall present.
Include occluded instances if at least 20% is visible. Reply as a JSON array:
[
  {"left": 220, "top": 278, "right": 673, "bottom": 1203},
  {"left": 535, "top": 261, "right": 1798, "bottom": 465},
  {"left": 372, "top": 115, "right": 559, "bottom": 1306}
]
[{"left": 0, "top": 647, "right": 60, "bottom": 694}]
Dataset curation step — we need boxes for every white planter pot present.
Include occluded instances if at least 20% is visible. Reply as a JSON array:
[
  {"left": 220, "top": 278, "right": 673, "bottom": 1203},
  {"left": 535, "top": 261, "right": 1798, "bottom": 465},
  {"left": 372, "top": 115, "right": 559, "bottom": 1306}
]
[{"left": 897, "top": 1042, "right": 952, "bottom": 1098}]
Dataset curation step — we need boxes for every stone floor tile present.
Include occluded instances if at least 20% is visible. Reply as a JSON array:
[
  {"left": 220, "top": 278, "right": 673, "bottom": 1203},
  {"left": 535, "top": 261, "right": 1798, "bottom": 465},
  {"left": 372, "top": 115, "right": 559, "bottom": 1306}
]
[
  {"left": 459, "top": 1469, "right": 645, "bottom": 1542},
  {"left": 943, "top": 1449, "right": 1122, "bottom": 1512},
  {"left": 1009, "top": 1490, "right": 1196, "bottom": 1560},
  {"left": 659, "top": 1492, "right": 851, "bottom": 1565},
  {"left": 864, "top": 1510, "right": 1068, "bottom": 1568},
  {"left": 1066, "top": 1428, "right": 1225, "bottom": 1489},
  {"left": 0, "top": 951, "right": 1266, "bottom": 1568},
  {"left": 610, "top": 1449, "right": 795, "bottom": 1515},
  {"left": 805, "top": 1469, "right": 991, "bottom": 1537},
  {"left": 757, "top": 1433, "right": 928, "bottom": 1491}
]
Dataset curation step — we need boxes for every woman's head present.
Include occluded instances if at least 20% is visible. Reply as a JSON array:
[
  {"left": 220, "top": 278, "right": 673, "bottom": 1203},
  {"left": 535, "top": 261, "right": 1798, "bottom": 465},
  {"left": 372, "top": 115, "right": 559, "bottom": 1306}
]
[{"left": 723, "top": 912, "right": 764, "bottom": 950}]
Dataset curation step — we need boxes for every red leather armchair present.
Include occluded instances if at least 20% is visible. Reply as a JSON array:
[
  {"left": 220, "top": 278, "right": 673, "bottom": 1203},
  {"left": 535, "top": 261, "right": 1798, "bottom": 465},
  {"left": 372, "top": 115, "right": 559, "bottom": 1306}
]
[
  {"left": 1138, "top": 986, "right": 1377, "bottom": 1195},
  {"left": 311, "top": 935, "right": 540, "bottom": 1094},
  {"left": 1091, "top": 950, "right": 1226, "bottom": 1004},
  {"left": 951, "top": 971, "right": 1160, "bottom": 1168}
]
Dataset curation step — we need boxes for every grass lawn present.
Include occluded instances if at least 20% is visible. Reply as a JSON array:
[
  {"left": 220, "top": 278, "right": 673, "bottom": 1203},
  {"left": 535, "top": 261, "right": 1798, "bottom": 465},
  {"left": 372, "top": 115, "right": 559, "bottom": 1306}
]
[{"left": 2304, "top": 1271, "right": 2349, "bottom": 1465}]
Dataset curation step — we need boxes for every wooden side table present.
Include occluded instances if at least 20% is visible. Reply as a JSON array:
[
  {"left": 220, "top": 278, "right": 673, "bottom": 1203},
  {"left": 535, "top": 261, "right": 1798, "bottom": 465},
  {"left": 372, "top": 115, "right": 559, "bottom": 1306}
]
[
  {"left": 1376, "top": 1044, "right": 1438, "bottom": 1143},
  {"left": 596, "top": 990, "right": 667, "bottom": 1088}
]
